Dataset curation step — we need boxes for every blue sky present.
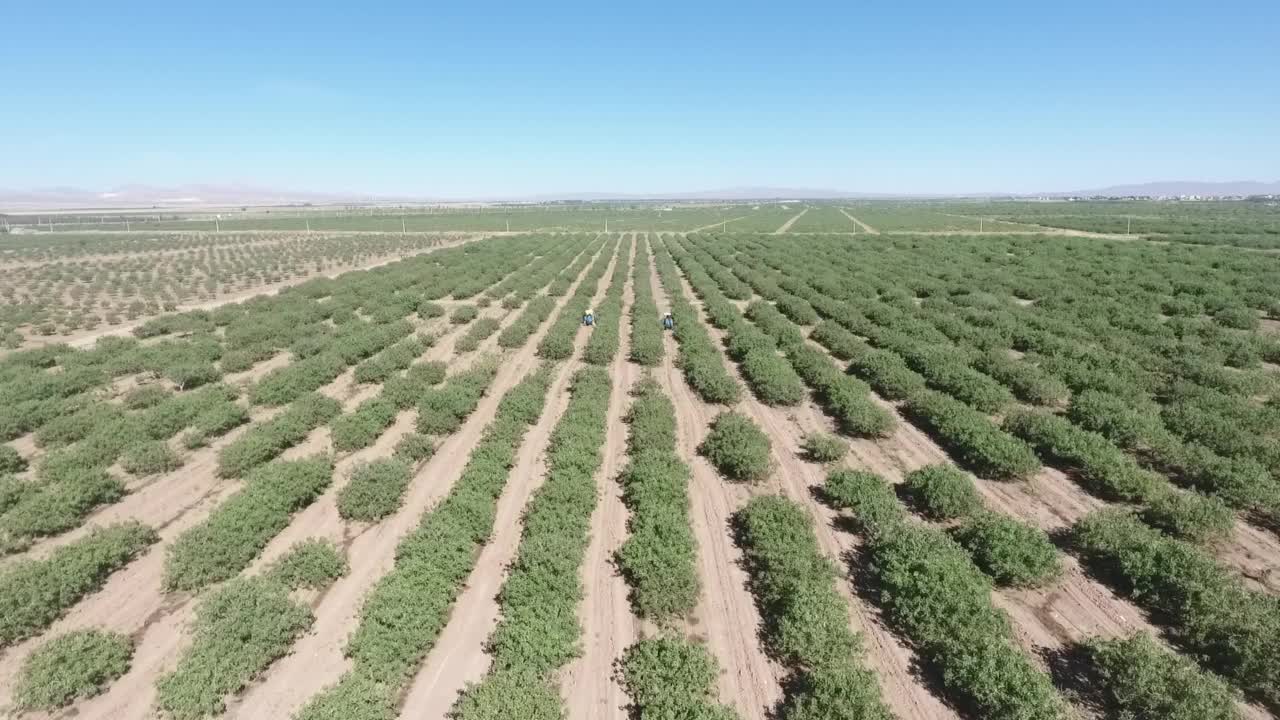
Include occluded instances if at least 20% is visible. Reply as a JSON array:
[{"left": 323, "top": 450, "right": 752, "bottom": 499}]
[{"left": 2, "top": 1, "right": 1277, "bottom": 196}]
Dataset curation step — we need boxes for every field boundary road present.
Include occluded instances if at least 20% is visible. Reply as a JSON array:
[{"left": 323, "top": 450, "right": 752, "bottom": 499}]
[
  {"left": 839, "top": 208, "right": 880, "bottom": 234},
  {"left": 774, "top": 206, "right": 809, "bottom": 234}
]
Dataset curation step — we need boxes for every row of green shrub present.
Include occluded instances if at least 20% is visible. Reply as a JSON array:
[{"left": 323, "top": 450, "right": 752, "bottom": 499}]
[
  {"left": 1073, "top": 509, "right": 1280, "bottom": 710},
  {"left": 546, "top": 237, "right": 603, "bottom": 296},
  {"left": 296, "top": 365, "right": 556, "bottom": 720},
  {"left": 537, "top": 237, "right": 619, "bottom": 360},
  {"left": 674, "top": 245, "right": 894, "bottom": 439},
  {"left": 786, "top": 343, "right": 896, "bottom": 437},
  {"left": 823, "top": 469, "right": 1068, "bottom": 720},
  {"left": 2, "top": 385, "right": 243, "bottom": 550},
  {"left": 217, "top": 393, "right": 340, "bottom": 477},
  {"left": 0, "top": 522, "right": 157, "bottom": 647},
  {"left": 0, "top": 472, "right": 126, "bottom": 555},
  {"left": 673, "top": 244, "right": 895, "bottom": 439},
  {"left": 381, "top": 360, "right": 447, "bottom": 409},
  {"left": 353, "top": 334, "right": 430, "bottom": 384},
  {"left": 455, "top": 316, "right": 501, "bottom": 353},
  {"left": 164, "top": 457, "right": 333, "bottom": 591},
  {"left": 699, "top": 412, "right": 772, "bottom": 483},
  {"left": 1005, "top": 409, "right": 1235, "bottom": 541},
  {"left": 1085, "top": 632, "right": 1242, "bottom": 720},
  {"left": 13, "top": 628, "right": 133, "bottom": 710},
  {"left": 584, "top": 235, "right": 632, "bottom": 365},
  {"left": 156, "top": 540, "right": 346, "bottom": 718},
  {"left": 617, "top": 637, "right": 742, "bottom": 720},
  {"left": 497, "top": 295, "right": 557, "bottom": 348},
  {"left": 250, "top": 319, "right": 411, "bottom": 406},
  {"left": 734, "top": 495, "right": 893, "bottom": 720},
  {"left": 330, "top": 396, "right": 398, "bottom": 452},
  {"left": 903, "top": 389, "right": 1041, "bottom": 480},
  {"left": 629, "top": 238, "right": 665, "bottom": 366},
  {"left": 615, "top": 377, "right": 700, "bottom": 621},
  {"left": 1068, "top": 389, "right": 1280, "bottom": 515},
  {"left": 652, "top": 241, "right": 741, "bottom": 404},
  {"left": 485, "top": 235, "right": 580, "bottom": 302},
  {"left": 337, "top": 459, "right": 413, "bottom": 522},
  {"left": 670, "top": 245, "right": 806, "bottom": 407},
  {"left": 901, "top": 464, "right": 1061, "bottom": 586},
  {"left": 451, "top": 366, "right": 612, "bottom": 717},
  {"left": 973, "top": 350, "right": 1069, "bottom": 406},
  {"left": 417, "top": 360, "right": 498, "bottom": 435}
]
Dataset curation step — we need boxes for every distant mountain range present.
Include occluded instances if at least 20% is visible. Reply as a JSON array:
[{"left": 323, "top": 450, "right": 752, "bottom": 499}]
[
  {"left": 2, "top": 181, "right": 1277, "bottom": 210},
  {"left": 1052, "top": 181, "right": 1280, "bottom": 197}
]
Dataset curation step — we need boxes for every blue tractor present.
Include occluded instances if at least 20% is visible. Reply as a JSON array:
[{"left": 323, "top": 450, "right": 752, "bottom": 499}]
[
  {"left": 582, "top": 308, "right": 594, "bottom": 327},
  {"left": 663, "top": 311, "right": 674, "bottom": 331}
]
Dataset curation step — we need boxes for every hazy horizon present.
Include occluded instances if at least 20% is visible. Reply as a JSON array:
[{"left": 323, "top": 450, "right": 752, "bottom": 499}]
[{"left": 3, "top": 2, "right": 1277, "bottom": 196}]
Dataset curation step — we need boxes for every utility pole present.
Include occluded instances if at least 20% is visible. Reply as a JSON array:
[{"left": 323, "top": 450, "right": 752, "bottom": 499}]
[
  {"left": 306, "top": 218, "right": 310, "bottom": 233},
  {"left": 125, "top": 219, "right": 130, "bottom": 231},
  {"left": 979, "top": 218, "right": 984, "bottom": 232},
  {"left": 1127, "top": 217, "right": 1131, "bottom": 235},
  {"left": 605, "top": 219, "right": 608, "bottom": 232},
  {"left": 401, "top": 216, "right": 407, "bottom": 234},
  {"left": 215, "top": 216, "right": 220, "bottom": 232},
  {"left": 506, "top": 219, "right": 510, "bottom": 232}
]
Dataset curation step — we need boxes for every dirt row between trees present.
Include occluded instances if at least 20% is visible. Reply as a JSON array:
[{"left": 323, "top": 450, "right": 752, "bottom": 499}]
[{"left": 560, "top": 236, "right": 641, "bottom": 720}]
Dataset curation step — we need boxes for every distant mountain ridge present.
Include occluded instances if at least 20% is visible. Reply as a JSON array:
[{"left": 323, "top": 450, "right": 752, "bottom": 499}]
[
  {"left": 3, "top": 180, "right": 1278, "bottom": 210},
  {"left": 1055, "top": 181, "right": 1280, "bottom": 197}
]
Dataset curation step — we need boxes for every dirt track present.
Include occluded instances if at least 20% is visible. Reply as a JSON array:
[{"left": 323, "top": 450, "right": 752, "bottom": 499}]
[
  {"left": 774, "top": 207, "right": 809, "bottom": 234},
  {"left": 559, "top": 235, "right": 641, "bottom": 720},
  {"left": 839, "top": 208, "right": 879, "bottom": 234},
  {"left": 646, "top": 241, "right": 785, "bottom": 719}
]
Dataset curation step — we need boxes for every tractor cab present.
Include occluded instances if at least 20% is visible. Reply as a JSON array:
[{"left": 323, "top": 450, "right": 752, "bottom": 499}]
[
  {"left": 583, "top": 308, "right": 595, "bottom": 327},
  {"left": 662, "top": 311, "right": 674, "bottom": 331}
]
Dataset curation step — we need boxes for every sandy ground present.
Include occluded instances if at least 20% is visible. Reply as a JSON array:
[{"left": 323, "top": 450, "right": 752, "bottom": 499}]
[
  {"left": 773, "top": 207, "right": 810, "bottom": 235},
  {"left": 645, "top": 242, "right": 786, "bottom": 720},
  {"left": 394, "top": 239, "right": 622, "bottom": 719},
  {"left": 224, "top": 240, "right": 607, "bottom": 720},
  {"left": 839, "top": 208, "right": 880, "bottom": 234},
  {"left": 559, "top": 235, "right": 641, "bottom": 720}
]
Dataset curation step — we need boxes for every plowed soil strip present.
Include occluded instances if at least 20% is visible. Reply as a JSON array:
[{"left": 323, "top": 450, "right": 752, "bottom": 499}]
[
  {"left": 561, "top": 234, "right": 640, "bottom": 720},
  {"left": 225, "top": 242, "right": 609, "bottom": 720},
  {"left": 395, "top": 241, "right": 622, "bottom": 719},
  {"left": 645, "top": 240, "right": 784, "bottom": 720}
]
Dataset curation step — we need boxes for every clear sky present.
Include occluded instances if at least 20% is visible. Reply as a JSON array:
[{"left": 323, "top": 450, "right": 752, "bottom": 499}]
[{"left": 3, "top": 1, "right": 1277, "bottom": 197}]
